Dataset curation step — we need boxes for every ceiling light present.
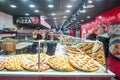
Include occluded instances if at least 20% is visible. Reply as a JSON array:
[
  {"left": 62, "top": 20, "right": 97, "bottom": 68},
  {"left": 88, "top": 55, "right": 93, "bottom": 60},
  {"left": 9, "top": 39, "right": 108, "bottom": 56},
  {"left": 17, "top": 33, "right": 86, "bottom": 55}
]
[
  {"left": 34, "top": 10, "right": 39, "bottom": 13},
  {"left": 25, "top": 13, "right": 29, "bottom": 16},
  {"left": 51, "top": 13, "right": 56, "bottom": 16},
  {"left": 83, "top": 5, "right": 86, "bottom": 8},
  {"left": 48, "top": 5, "right": 54, "bottom": 8},
  {"left": 66, "top": 5, "right": 72, "bottom": 8},
  {"left": 66, "top": 10, "right": 71, "bottom": 13},
  {"left": 10, "top": 5, "right": 16, "bottom": 8},
  {"left": 81, "top": 10, "right": 86, "bottom": 13},
  {"left": 88, "top": 0, "right": 92, "bottom": 3},
  {"left": 53, "top": 18, "right": 57, "bottom": 20},
  {"left": 81, "top": 20, "right": 84, "bottom": 22},
  {"left": 0, "top": 0, "right": 4, "bottom": 2},
  {"left": 87, "top": 16, "right": 91, "bottom": 18},
  {"left": 29, "top": 4, "right": 35, "bottom": 8},
  {"left": 47, "top": 0, "right": 52, "bottom": 2},
  {"left": 71, "top": 0, "right": 76, "bottom": 2},
  {"left": 86, "top": 5, "right": 94, "bottom": 8},
  {"left": 22, "top": 0, "right": 28, "bottom": 2},
  {"left": 98, "top": 16, "right": 102, "bottom": 19},
  {"left": 63, "top": 16, "right": 67, "bottom": 18},
  {"left": 79, "top": 10, "right": 82, "bottom": 13}
]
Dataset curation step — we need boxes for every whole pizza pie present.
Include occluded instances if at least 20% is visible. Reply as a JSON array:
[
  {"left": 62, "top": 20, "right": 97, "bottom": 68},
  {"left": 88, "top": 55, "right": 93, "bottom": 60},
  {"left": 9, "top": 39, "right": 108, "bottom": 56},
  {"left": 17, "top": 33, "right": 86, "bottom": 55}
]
[
  {"left": 4, "top": 54, "right": 31, "bottom": 70},
  {"left": 4, "top": 55, "right": 25, "bottom": 70},
  {"left": 47, "top": 55, "right": 75, "bottom": 71},
  {"left": 69, "top": 54, "right": 99, "bottom": 72}
]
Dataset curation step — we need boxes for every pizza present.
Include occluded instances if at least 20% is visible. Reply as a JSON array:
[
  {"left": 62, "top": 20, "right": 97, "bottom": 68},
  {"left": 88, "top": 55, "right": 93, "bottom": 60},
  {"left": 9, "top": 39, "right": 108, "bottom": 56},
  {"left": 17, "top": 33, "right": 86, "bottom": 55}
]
[
  {"left": 65, "top": 45, "right": 84, "bottom": 55},
  {"left": 4, "top": 54, "right": 31, "bottom": 70},
  {"left": 22, "top": 62, "right": 50, "bottom": 72},
  {"left": 93, "top": 50, "right": 105, "bottom": 65},
  {"left": 69, "top": 54, "right": 99, "bottom": 72},
  {"left": 80, "top": 43, "right": 94, "bottom": 51},
  {"left": 92, "top": 43, "right": 102, "bottom": 53},
  {"left": 78, "top": 43, "right": 88, "bottom": 49},
  {"left": 0, "top": 61, "right": 4, "bottom": 70},
  {"left": 47, "top": 55, "right": 75, "bottom": 71},
  {"left": 27, "top": 53, "right": 49, "bottom": 63},
  {"left": 4, "top": 55, "right": 24, "bottom": 70}
]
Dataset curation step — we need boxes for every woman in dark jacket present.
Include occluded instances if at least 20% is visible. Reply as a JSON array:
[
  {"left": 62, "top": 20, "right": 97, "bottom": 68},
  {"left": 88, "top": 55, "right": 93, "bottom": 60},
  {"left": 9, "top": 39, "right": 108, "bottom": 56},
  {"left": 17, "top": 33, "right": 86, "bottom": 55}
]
[{"left": 46, "top": 31, "right": 59, "bottom": 56}]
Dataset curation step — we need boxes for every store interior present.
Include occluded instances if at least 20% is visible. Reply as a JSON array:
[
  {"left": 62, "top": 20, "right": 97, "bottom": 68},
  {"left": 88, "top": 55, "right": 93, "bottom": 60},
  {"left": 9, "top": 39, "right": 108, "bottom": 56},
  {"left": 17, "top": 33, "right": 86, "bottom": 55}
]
[{"left": 0, "top": 0, "right": 120, "bottom": 80}]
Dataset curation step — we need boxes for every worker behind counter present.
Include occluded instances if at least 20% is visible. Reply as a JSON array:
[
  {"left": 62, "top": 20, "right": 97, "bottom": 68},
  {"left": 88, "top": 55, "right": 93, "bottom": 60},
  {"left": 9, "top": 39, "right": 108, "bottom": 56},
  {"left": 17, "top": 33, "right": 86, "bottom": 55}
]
[
  {"left": 46, "top": 31, "right": 59, "bottom": 56},
  {"left": 31, "top": 29, "right": 46, "bottom": 53},
  {"left": 96, "top": 24, "right": 109, "bottom": 58}
]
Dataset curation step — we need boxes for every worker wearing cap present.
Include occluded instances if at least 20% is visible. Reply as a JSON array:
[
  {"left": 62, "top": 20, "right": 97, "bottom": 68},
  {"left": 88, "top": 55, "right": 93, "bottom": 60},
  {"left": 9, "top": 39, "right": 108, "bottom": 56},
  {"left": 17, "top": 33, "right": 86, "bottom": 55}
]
[{"left": 96, "top": 24, "right": 109, "bottom": 58}]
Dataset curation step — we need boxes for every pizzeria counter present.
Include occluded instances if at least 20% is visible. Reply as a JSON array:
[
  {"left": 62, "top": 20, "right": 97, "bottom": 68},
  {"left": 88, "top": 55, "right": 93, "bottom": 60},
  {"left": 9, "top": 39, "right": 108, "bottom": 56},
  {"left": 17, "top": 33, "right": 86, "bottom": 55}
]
[{"left": 0, "top": 40, "right": 115, "bottom": 80}]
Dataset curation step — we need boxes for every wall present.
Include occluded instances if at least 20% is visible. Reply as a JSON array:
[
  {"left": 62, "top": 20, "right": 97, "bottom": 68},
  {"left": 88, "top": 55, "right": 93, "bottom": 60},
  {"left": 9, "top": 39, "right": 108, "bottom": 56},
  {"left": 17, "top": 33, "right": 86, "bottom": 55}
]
[
  {"left": 0, "top": 11, "right": 17, "bottom": 29},
  {"left": 81, "top": 6, "right": 120, "bottom": 38}
]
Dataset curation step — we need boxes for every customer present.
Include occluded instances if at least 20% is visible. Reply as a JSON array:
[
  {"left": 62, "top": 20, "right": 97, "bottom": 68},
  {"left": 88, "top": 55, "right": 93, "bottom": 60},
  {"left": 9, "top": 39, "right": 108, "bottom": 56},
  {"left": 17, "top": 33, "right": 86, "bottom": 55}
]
[
  {"left": 87, "top": 29, "right": 96, "bottom": 40},
  {"left": 96, "top": 24, "right": 109, "bottom": 58},
  {"left": 46, "top": 31, "right": 59, "bottom": 56}
]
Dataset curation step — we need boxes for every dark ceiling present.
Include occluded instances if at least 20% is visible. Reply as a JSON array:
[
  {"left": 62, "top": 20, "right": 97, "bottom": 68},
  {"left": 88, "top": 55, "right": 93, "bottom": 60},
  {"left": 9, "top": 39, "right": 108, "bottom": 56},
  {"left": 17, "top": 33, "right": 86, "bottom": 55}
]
[{"left": 0, "top": 0, "right": 120, "bottom": 30}]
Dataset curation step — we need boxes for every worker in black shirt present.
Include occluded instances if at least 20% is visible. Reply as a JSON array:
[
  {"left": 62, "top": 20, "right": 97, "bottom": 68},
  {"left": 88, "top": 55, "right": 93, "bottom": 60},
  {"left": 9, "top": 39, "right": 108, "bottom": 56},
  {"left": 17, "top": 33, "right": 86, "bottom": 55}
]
[{"left": 46, "top": 31, "right": 59, "bottom": 56}]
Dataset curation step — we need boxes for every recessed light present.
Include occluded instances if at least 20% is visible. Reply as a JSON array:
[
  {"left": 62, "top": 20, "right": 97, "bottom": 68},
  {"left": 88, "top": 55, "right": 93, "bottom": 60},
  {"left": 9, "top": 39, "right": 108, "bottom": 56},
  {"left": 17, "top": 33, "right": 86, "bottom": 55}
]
[
  {"left": 63, "top": 16, "right": 67, "bottom": 18},
  {"left": 10, "top": 5, "right": 16, "bottom": 8},
  {"left": 51, "top": 13, "right": 56, "bottom": 16},
  {"left": 0, "top": 0, "right": 4, "bottom": 2},
  {"left": 48, "top": 5, "right": 54, "bottom": 8},
  {"left": 66, "top": 10, "right": 71, "bottom": 13},
  {"left": 66, "top": 5, "right": 72, "bottom": 8},
  {"left": 87, "top": 16, "right": 91, "bottom": 18},
  {"left": 34, "top": 10, "right": 39, "bottom": 13},
  {"left": 29, "top": 4, "right": 35, "bottom": 8},
  {"left": 98, "top": 16, "right": 102, "bottom": 19},
  {"left": 88, "top": 0, "right": 92, "bottom": 3},
  {"left": 81, "top": 10, "right": 86, "bottom": 13},
  {"left": 71, "top": 0, "right": 76, "bottom": 2},
  {"left": 81, "top": 19, "right": 84, "bottom": 22},
  {"left": 22, "top": 0, "right": 28, "bottom": 2},
  {"left": 86, "top": 5, "right": 94, "bottom": 8},
  {"left": 25, "top": 13, "right": 29, "bottom": 16},
  {"left": 83, "top": 5, "right": 86, "bottom": 8},
  {"left": 53, "top": 18, "right": 57, "bottom": 20},
  {"left": 47, "top": 0, "right": 52, "bottom": 2}
]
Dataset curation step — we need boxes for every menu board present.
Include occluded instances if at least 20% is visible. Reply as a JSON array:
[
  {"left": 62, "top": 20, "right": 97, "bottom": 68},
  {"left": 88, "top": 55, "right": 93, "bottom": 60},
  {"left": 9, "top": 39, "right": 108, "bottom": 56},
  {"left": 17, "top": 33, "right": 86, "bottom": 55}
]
[{"left": 109, "top": 22, "right": 120, "bottom": 59}]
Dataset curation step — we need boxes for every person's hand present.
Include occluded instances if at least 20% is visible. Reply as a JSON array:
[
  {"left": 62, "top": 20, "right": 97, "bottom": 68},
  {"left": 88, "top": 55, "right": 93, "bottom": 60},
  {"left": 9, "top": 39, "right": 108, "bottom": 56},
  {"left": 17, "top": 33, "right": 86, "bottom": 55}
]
[{"left": 42, "top": 34, "right": 45, "bottom": 40}]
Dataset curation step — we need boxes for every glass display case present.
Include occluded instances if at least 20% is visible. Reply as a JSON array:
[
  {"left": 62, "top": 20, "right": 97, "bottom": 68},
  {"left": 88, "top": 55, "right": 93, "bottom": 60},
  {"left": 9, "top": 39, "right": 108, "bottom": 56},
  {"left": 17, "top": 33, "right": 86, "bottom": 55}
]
[{"left": 0, "top": 37, "right": 114, "bottom": 80}]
